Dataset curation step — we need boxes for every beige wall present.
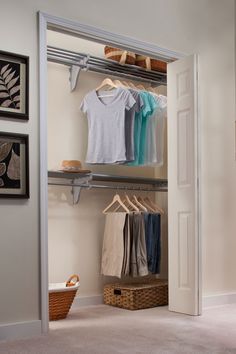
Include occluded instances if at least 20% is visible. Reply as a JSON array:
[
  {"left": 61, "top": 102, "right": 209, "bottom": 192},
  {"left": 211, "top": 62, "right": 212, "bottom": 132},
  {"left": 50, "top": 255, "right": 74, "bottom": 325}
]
[
  {"left": 47, "top": 32, "right": 166, "bottom": 296},
  {"left": 0, "top": 0, "right": 235, "bottom": 325}
]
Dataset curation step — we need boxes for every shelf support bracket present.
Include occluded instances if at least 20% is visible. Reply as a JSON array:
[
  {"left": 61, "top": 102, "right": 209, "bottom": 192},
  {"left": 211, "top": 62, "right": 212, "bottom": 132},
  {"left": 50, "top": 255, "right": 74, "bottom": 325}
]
[
  {"left": 71, "top": 184, "right": 82, "bottom": 205},
  {"left": 69, "top": 55, "right": 90, "bottom": 92},
  {"left": 70, "top": 177, "right": 91, "bottom": 204}
]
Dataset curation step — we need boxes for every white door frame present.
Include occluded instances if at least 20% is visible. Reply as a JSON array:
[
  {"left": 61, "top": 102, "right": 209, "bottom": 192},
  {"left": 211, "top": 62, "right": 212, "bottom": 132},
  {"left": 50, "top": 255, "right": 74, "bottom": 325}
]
[{"left": 38, "top": 11, "right": 201, "bottom": 334}]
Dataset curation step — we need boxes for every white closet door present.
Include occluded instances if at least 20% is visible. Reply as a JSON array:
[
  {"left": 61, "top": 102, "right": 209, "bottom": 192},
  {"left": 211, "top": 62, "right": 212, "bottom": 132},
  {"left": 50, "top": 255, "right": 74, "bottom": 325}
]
[{"left": 167, "top": 55, "right": 201, "bottom": 315}]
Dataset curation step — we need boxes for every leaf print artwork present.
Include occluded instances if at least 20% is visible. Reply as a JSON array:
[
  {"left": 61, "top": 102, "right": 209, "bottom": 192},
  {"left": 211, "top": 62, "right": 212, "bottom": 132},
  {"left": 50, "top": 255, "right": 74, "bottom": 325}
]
[
  {"left": 0, "top": 64, "right": 9, "bottom": 75},
  {"left": 0, "top": 142, "right": 12, "bottom": 162},
  {"left": 0, "top": 60, "right": 20, "bottom": 110},
  {"left": 0, "top": 139, "right": 21, "bottom": 191},
  {"left": 0, "top": 163, "right": 6, "bottom": 176},
  {"left": 1, "top": 99, "right": 12, "bottom": 108},
  {"left": 7, "top": 149, "right": 20, "bottom": 180}
]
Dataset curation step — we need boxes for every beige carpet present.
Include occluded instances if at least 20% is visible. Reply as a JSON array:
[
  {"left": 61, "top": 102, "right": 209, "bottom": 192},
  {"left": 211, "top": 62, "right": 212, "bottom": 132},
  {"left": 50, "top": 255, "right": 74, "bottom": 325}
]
[{"left": 1, "top": 304, "right": 236, "bottom": 353}]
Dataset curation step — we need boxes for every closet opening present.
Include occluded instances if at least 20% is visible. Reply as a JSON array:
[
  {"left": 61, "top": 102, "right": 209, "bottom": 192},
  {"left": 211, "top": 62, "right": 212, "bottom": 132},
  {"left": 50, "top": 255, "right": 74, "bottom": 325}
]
[{"left": 39, "top": 12, "right": 201, "bottom": 334}]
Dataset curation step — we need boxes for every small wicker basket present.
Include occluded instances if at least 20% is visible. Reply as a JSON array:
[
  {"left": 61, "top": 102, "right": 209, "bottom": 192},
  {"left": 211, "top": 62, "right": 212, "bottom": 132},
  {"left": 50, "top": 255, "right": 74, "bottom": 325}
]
[
  {"left": 135, "top": 55, "right": 167, "bottom": 73},
  {"left": 49, "top": 274, "right": 80, "bottom": 321},
  {"left": 104, "top": 46, "right": 136, "bottom": 65},
  {"left": 104, "top": 279, "right": 168, "bottom": 310}
]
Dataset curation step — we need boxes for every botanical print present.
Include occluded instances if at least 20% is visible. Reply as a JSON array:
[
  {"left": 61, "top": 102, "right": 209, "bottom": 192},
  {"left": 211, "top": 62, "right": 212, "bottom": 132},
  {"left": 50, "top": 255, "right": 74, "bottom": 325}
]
[
  {"left": 0, "top": 141, "right": 20, "bottom": 189},
  {"left": 0, "top": 59, "right": 21, "bottom": 111}
]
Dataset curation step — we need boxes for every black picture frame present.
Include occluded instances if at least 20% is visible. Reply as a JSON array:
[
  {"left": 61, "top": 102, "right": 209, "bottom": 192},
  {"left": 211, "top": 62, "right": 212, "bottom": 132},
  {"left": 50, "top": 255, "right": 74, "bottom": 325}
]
[
  {"left": 0, "top": 51, "right": 29, "bottom": 120},
  {"left": 0, "top": 132, "right": 29, "bottom": 198}
]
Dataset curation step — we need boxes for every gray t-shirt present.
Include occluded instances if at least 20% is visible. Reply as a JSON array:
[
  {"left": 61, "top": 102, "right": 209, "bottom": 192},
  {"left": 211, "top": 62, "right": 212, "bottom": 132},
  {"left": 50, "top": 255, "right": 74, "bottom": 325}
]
[
  {"left": 125, "top": 89, "right": 144, "bottom": 162},
  {"left": 80, "top": 88, "right": 136, "bottom": 164}
]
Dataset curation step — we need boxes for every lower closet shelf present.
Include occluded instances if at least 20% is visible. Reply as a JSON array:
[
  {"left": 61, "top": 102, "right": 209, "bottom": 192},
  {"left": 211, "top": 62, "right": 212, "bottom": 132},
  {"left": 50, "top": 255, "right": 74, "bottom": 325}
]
[{"left": 103, "top": 279, "right": 168, "bottom": 310}]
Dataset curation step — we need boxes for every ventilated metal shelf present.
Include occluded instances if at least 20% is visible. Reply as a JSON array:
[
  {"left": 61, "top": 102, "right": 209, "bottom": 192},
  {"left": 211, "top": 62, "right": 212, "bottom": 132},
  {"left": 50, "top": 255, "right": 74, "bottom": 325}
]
[
  {"left": 47, "top": 46, "right": 168, "bottom": 91},
  {"left": 48, "top": 171, "right": 168, "bottom": 204}
]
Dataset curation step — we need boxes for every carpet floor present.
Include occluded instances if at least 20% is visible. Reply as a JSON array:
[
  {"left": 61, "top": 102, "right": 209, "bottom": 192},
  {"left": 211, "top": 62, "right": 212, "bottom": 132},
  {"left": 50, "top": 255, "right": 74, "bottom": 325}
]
[{"left": 0, "top": 304, "right": 236, "bottom": 353}]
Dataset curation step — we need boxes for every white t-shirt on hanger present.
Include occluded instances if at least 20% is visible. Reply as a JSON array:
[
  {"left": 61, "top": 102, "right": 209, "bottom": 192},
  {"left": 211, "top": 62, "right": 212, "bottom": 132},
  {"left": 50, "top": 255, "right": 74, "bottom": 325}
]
[{"left": 80, "top": 87, "right": 136, "bottom": 164}]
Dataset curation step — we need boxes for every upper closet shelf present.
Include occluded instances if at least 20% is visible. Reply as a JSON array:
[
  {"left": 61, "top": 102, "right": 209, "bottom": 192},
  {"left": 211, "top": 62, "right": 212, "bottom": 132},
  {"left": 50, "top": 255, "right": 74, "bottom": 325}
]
[
  {"left": 47, "top": 46, "right": 168, "bottom": 91},
  {"left": 48, "top": 171, "right": 168, "bottom": 204}
]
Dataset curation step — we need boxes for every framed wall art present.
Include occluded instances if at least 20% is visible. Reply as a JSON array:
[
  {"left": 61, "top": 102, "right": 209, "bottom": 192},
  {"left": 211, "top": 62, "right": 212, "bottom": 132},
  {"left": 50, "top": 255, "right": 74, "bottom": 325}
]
[
  {"left": 0, "top": 51, "right": 29, "bottom": 120},
  {"left": 0, "top": 132, "right": 29, "bottom": 198}
]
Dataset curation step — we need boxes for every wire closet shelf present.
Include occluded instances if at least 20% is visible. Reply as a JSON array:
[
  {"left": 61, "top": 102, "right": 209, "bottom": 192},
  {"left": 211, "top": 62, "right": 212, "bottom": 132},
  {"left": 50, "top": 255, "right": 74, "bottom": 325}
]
[
  {"left": 48, "top": 171, "right": 168, "bottom": 204},
  {"left": 47, "top": 46, "right": 168, "bottom": 90}
]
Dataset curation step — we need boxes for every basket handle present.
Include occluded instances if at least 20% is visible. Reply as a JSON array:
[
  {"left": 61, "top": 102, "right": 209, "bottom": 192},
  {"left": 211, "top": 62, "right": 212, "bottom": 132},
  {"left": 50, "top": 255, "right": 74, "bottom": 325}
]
[
  {"left": 145, "top": 57, "right": 151, "bottom": 71},
  {"left": 66, "top": 274, "right": 80, "bottom": 287},
  {"left": 120, "top": 51, "right": 127, "bottom": 65}
]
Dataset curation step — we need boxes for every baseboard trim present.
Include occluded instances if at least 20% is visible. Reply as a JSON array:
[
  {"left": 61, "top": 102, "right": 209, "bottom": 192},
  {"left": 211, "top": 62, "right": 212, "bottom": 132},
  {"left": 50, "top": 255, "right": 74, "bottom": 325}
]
[
  {"left": 0, "top": 320, "right": 41, "bottom": 341},
  {"left": 72, "top": 293, "right": 236, "bottom": 310},
  {"left": 203, "top": 292, "right": 236, "bottom": 308},
  {"left": 72, "top": 294, "right": 103, "bottom": 308}
]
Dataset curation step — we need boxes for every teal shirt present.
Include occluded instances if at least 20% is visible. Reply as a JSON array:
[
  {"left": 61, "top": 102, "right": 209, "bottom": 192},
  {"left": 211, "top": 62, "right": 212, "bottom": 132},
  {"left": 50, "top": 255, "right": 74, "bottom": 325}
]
[
  {"left": 138, "top": 92, "right": 158, "bottom": 165},
  {"left": 128, "top": 103, "right": 144, "bottom": 166}
]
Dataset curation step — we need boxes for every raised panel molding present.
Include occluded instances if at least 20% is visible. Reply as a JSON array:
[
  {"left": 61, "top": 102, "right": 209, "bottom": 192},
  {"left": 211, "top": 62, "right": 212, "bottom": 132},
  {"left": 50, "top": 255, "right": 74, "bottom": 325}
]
[
  {"left": 177, "top": 69, "right": 190, "bottom": 99},
  {"left": 178, "top": 212, "right": 191, "bottom": 290},
  {"left": 177, "top": 109, "right": 191, "bottom": 187}
]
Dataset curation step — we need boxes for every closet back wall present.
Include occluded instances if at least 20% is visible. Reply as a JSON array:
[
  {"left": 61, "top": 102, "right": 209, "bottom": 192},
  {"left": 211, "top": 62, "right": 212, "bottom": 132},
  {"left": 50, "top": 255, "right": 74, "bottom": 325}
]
[{"left": 47, "top": 31, "right": 168, "bottom": 297}]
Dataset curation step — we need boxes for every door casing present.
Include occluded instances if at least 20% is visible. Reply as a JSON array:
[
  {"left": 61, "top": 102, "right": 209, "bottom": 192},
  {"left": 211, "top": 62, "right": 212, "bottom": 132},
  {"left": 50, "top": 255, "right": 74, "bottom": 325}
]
[{"left": 38, "top": 11, "right": 201, "bottom": 333}]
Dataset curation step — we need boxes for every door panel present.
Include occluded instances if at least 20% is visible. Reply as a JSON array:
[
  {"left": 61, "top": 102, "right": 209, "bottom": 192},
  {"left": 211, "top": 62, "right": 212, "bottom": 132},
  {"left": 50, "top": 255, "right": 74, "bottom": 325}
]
[{"left": 167, "top": 55, "right": 200, "bottom": 315}]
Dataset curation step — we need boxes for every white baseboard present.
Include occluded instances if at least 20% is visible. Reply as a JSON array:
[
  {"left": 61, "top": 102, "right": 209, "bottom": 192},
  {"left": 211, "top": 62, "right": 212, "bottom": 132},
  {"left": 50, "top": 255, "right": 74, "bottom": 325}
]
[
  {"left": 72, "top": 293, "right": 236, "bottom": 310},
  {"left": 72, "top": 294, "right": 103, "bottom": 308},
  {"left": 203, "top": 292, "right": 236, "bottom": 308},
  {"left": 0, "top": 320, "right": 41, "bottom": 341}
]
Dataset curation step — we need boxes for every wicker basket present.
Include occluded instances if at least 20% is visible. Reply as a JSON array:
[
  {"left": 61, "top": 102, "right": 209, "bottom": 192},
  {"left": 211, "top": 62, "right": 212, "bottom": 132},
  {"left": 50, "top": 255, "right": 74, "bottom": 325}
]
[
  {"left": 135, "top": 55, "right": 167, "bottom": 73},
  {"left": 104, "top": 279, "right": 168, "bottom": 310},
  {"left": 49, "top": 274, "right": 80, "bottom": 321},
  {"left": 104, "top": 46, "right": 136, "bottom": 65}
]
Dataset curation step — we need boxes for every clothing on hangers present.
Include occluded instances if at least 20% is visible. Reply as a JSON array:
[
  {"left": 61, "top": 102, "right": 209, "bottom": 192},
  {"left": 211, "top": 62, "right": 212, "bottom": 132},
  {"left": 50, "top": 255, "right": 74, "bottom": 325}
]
[
  {"left": 101, "top": 195, "right": 162, "bottom": 278},
  {"left": 80, "top": 79, "right": 167, "bottom": 166},
  {"left": 145, "top": 94, "right": 167, "bottom": 166},
  {"left": 80, "top": 87, "right": 135, "bottom": 164},
  {"left": 101, "top": 212, "right": 127, "bottom": 277},
  {"left": 124, "top": 89, "right": 144, "bottom": 162}
]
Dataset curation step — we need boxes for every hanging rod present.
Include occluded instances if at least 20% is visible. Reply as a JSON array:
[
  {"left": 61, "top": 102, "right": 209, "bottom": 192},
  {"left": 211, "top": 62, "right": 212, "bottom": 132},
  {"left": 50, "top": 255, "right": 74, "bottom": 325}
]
[
  {"left": 48, "top": 182, "right": 167, "bottom": 193},
  {"left": 48, "top": 171, "right": 167, "bottom": 204},
  {"left": 47, "top": 45, "right": 167, "bottom": 90}
]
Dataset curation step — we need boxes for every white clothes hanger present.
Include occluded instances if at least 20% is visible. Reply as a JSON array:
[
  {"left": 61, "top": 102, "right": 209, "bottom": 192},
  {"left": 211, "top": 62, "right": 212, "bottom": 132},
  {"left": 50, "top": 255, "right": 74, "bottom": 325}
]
[
  {"left": 113, "top": 194, "right": 139, "bottom": 212},
  {"left": 144, "top": 196, "right": 165, "bottom": 215},
  {"left": 132, "top": 195, "right": 147, "bottom": 212},
  {"left": 96, "top": 78, "right": 118, "bottom": 97},
  {"left": 137, "top": 196, "right": 156, "bottom": 213},
  {"left": 103, "top": 194, "right": 129, "bottom": 214}
]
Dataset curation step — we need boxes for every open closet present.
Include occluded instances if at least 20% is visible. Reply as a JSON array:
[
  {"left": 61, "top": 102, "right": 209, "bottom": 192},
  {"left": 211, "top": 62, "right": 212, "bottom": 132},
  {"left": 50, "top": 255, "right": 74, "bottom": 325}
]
[{"left": 40, "top": 13, "right": 201, "bottom": 329}]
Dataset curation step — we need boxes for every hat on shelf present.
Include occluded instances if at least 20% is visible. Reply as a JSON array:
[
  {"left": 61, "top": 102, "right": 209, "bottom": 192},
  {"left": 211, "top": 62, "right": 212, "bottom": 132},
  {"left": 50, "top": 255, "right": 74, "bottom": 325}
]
[{"left": 60, "top": 160, "right": 91, "bottom": 174}]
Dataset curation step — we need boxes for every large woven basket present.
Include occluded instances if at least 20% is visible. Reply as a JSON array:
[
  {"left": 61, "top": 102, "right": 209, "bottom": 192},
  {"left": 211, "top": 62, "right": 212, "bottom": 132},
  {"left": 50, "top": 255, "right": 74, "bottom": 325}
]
[
  {"left": 49, "top": 275, "right": 80, "bottom": 321},
  {"left": 104, "top": 279, "right": 168, "bottom": 310},
  {"left": 104, "top": 46, "right": 136, "bottom": 65},
  {"left": 135, "top": 55, "right": 167, "bottom": 73}
]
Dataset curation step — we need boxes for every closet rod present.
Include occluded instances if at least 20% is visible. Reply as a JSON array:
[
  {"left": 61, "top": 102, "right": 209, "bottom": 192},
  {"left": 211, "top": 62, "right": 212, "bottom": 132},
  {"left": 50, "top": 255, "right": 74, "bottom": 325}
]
[
  {"left": 48, "top": 57, "right": 165, "bottom": 86},
  {"left": 48, "top": 47, "right": 167, "bottom": 80},
  {"left": 48, "top": 182, "right": 167, "bottom": 192},
  {"left": 47, "top": 46, "right": 167, "bottom": 87}
]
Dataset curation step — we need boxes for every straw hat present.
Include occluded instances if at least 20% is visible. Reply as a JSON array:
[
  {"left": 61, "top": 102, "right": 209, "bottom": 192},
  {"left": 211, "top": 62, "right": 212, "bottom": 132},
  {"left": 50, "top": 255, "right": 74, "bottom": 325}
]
[{"left": 60, "top": 160, "right": 91, "bottom": 173}]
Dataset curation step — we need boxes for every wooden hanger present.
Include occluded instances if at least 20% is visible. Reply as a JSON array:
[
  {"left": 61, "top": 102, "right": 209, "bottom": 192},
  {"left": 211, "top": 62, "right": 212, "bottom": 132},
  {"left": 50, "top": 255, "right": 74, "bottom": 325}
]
[
  {"left": 103, "top": 194, "right": 129, "bottom": 214},
  {"left": 114, "top": 80, "right": 127, "bottom": 88},
  {"left": 96, "top": 78, "right": 117, "bottom": 92},
  {"left": 146, "top": 86, "right": 156, "bottom": 94},
  {"left": 137, "top": 196, "right": 156, "bottom": 213},
  {"left": 113, "top": 194, "right": 139, "bottom": 212},
  {"left": 136, "top": 84, "right": 146, "bottom": 90},
  {"left": 132, "top": 195, "right": 147, "bottom": 212},
  {"left": 144, "top": 197, "right": 165, "bottom": 215},
  {"left": 124, "top": 194, "right": 139, "bottom": 211}
]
